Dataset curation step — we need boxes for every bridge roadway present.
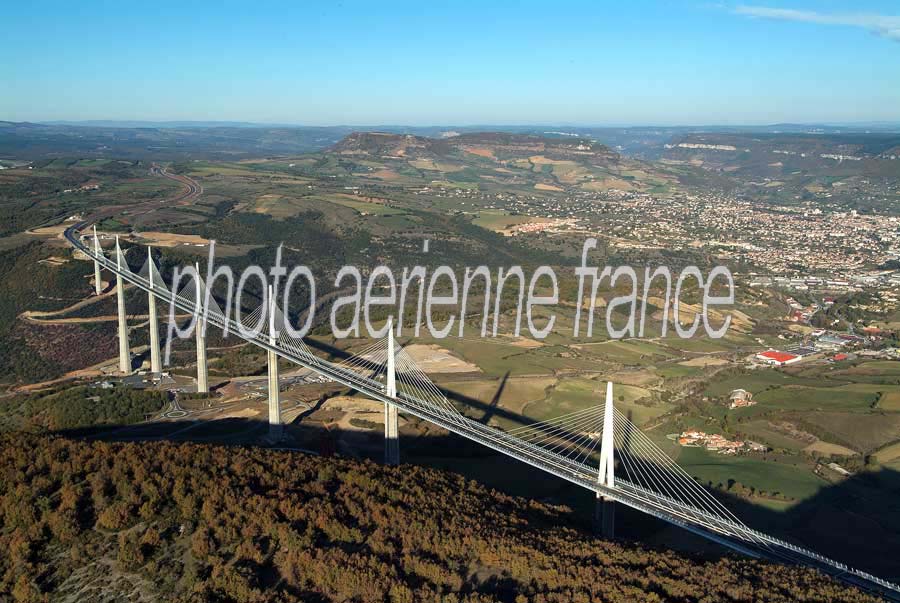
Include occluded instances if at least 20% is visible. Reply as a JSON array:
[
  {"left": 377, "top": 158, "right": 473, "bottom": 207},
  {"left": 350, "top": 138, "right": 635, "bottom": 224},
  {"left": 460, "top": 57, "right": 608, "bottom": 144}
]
[{"left": 65, "top": 223, "right": 900, "bottom": 601}]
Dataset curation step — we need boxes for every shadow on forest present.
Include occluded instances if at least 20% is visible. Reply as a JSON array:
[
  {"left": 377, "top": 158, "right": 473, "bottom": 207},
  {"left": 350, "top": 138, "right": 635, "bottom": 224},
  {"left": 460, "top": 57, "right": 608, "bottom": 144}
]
[{"left": 51, "top": 401, "right": 900, "bottom": 585}]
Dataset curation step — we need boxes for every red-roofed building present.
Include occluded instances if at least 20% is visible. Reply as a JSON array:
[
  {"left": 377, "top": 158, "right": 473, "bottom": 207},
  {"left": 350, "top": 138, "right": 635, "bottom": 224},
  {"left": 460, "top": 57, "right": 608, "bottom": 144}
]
[
  {"left": 832, "top": 353, "right": 848, "bottom": 361},
  {"left": 755, "top": 350, "right": 801, "bottom": 366}
]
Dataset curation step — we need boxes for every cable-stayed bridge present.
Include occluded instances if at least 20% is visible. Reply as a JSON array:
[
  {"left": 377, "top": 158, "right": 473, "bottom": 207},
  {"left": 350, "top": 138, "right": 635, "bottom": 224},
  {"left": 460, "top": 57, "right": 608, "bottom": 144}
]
[{"left": 65, "top": 223, "right": 900, "bottom": 601}]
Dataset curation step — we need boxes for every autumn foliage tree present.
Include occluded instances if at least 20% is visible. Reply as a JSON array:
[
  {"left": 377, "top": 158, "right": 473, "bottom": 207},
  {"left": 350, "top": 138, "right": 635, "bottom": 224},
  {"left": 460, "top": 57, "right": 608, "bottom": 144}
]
[{"left": 0, "top": 433, "right": 883, "bottom": 603}]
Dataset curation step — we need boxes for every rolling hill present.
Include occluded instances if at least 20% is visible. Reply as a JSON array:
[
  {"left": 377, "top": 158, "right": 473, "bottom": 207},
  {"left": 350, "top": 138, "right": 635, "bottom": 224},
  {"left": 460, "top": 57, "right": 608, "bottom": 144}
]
[{"left": 324, "top": 131, "right": 677, "bottom": 193}]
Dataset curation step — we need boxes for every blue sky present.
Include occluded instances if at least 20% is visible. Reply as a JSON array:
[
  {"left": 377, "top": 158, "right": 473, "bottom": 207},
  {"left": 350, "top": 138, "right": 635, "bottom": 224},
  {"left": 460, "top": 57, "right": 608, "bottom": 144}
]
[{"left": 1, "top": 0, "right": 898, "bottom": 125}]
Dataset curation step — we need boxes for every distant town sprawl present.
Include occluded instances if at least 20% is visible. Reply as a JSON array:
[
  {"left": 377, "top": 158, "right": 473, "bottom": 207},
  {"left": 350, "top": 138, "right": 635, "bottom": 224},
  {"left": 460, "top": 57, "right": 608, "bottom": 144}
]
[{"left": 409, "top": 184, "right": 900, "bottom": 310}]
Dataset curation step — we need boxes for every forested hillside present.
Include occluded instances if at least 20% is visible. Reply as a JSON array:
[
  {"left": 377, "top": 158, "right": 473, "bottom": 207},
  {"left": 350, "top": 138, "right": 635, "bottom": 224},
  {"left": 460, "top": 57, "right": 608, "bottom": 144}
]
[{"left": 0, "top": 434, "right": 878, "bottom": 603}]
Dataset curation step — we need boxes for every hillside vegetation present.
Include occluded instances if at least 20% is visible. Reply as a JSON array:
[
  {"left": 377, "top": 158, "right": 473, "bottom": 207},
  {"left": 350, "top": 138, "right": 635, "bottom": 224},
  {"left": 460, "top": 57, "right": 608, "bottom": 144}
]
[
  {"left": 0, "top": 387, "right": 168, "bottom": 432},
  {"left": 0, "top": 433, "right": 878, "bottom": 603}
]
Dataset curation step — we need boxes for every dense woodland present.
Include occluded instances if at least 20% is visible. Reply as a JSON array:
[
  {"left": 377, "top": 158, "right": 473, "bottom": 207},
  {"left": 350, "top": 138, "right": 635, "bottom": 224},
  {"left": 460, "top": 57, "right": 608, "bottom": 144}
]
[
  {"left": 0, "top": 387, "right": 168, "bottom": 435},
  {"left": 0, "top": 433, "right": 880, "bottom": 603},
  {"left": 0, "top": 242, "right": 94, "bottom": 384}
]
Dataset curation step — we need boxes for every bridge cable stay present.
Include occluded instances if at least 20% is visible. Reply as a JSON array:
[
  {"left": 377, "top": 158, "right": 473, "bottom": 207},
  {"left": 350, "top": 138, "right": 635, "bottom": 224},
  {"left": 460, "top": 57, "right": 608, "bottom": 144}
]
[
  {"left": 238, "top": 304, "right": 265, "bottom": 333},
  {"left": 392, "top": 347, "right": 465, "bottom": 423},
  {"left": 174, "top": 273, "right": 225, "bottom": 322},
  {"left": 611, "top": 410, "right": 763, "bottom": 543},
  {"left": 500, "top": 399, "right": 762, "bottom": 542},
  {"left": 332, "top": 336, "right": 465, "bottom": 423},
  {"left": 204, "top": 292, "right": 319, "bottom": 362},
  {"left": 114, "top": 238, "right": 134, "bottom": 277},
  {"left": 263, "top": 300, "right": 318, "bottom": 361},
  {"left": 276, "top": 330, "right": 317, "bottom": 364},
  {"left": 504, "top": 405, "right": 608, "bottom": 467},
  {"left": 137, "top": 252, "right": 170, "bottom": 292},
  {"left": 334, "top": 338, "right": 392, "bottom": 383}
]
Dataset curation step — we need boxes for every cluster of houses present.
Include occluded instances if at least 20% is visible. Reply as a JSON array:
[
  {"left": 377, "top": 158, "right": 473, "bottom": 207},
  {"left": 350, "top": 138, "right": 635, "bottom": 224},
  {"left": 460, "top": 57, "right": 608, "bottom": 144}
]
[
  {"left": 749, "top": 271, "right": 900, "bottom": 293},
  {"left": 785, "top": 297, "right": 820, "bottom": 322},
  {"left": 728, "top": 388, "right": 756, "bottom": 408},
  {"left": 675, "top": 430, "right": 767, "bottom": 455},
  {"left": 63, "top": 182, "right": 101, "bottom": 194},
  {"left": 506, "top": 217, "right": 579, "bottom": 236}
]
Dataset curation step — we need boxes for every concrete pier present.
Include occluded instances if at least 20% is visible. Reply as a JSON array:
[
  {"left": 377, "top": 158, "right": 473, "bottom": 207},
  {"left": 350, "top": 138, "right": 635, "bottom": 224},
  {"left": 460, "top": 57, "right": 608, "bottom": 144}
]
[
  {"left": 195, "top": 322, "right": 208, "bottom": 393},
  {"left": 267, "top": 286, "right": 282, "bottom": 438},
  {"left": 595, "top": 381, "right": 616, "bottom": 538},
  {"left": 194, "top": 263, "right": 208, "bottom": 393},
  {"left": 114, "top": 237, "right": 130, "bottom": 374},
  {"left": 384, "top": 318, "right": 399, "bottom": 465},
  {"left": 146, "top": 248, "right": 161, "bottom": 374},
  {"left": 267, "top": 349, "right": 282, "bottom": 436},
  {"left": 92, "top": 226, "right": 102, "bottom": 295},
  {"left": 594, "top": 495, "right": 615, "bottom": 538}
]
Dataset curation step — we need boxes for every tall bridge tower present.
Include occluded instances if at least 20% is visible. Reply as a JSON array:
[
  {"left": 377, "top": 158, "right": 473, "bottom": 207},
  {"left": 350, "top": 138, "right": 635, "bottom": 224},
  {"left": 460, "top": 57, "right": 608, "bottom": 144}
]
[
  {"left": 114, "top": 236, "right": 131, "bottom": 374},
  {"left": 146, "top": 247, "right": 161, "bottom": 374},
  {"left": 385, "top": 318, "right": 399, "bottom": 465},
  {"left": 193, "top": 263, "right": 209, "bottom": 394},
  {"left": 595, "top": 381, "right": 615, "bottom": 538},
  {"left": 267, "top": 285, "right": 282, "bottom": 439}
]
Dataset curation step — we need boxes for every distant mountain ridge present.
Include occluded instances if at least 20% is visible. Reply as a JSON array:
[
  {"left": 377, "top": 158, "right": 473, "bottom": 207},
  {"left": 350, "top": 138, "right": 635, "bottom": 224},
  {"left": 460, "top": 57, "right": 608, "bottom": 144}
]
[
  {"left": 661, "top": 132, "right": 900, "bottom": 179},
  {"left": 332, "top": 131, "right": 620, "bottom": 165},
  {"left": 29, "top": 120, "right": 900, "bottom": 132},
  {"left": 2, "top": 120, "right": 898, "bottom": 164}
]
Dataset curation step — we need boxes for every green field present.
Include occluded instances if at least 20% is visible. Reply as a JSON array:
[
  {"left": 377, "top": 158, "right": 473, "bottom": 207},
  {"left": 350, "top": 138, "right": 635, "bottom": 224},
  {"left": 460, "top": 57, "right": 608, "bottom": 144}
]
[
  {"left": 578, "top": 339, "right": 676, "bottom": 364},
  {"left": 674, "top": 446, "right": 826, "bottom": 502},
  {"left": 523, "top": 378, "right": 656, "bottom": 423},
  {"left": 322, "top": 195, "right": 408, "bottom": 216},
  {"left": 738, "top": 420, "right": 810, "bottom": 451},
  {"left": 753, "top": 384, "right": 880, "bottom": 412},
  {"left": 656, "top": 363, "right": 703, "bottom": 379},
  {"left": 704, "top": 370, "right": 823, "bottom": 398},
  {"left": 431, "top": 338, "right": 603, "bottom": 378},
  {"left": 472, "top": 210, "right": 536, "bottom": 231},
  {"left": 660, "top": 336, "right": 735, "bottom": 353},
  {"left": 874, "top": 440, "right": 900, "bottom": 463},
  {"left": 879, "top": 391, "right": 900, "bottom": 411},
  {"left": 801, "top": 412, "right": 900, "bottom": 453}
]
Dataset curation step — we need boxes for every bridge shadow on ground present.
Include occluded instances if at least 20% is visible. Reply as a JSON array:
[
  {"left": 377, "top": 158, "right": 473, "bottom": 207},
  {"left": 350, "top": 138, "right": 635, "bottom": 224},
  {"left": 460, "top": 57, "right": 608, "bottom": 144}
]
[
  {"left": 302, "top": 337, "right": 545, "bottom": 429},
  {"left": 53, "top": 409, "right": 900, "bottom": 585},
  {"left": 713, "top": 466, "right": 900, "bottom": 583}
]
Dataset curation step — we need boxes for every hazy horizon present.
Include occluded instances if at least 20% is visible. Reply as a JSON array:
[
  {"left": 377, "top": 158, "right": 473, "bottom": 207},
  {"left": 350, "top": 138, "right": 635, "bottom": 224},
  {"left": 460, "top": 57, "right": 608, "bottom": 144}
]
[{"left": 13, "top": 118, "right": 900, "bottom": 129}]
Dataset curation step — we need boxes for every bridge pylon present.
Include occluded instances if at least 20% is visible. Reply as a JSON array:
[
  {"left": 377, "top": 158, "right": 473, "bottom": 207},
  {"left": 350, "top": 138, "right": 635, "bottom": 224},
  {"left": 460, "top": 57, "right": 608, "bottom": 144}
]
[
  {"left": 146, "top": 247, "right": 161, "bottom": 374},
  {"left": 114, "top": 236, "right": 131, "bottom": 374},
  {"left": 194, "top": 262, "right": 208, "bottom": 394},
  {"left": 384, "top": 318, "right": 399, "bottom": 465},
  {"left": 92, "top": 225, "right": 103, "bottom": 295},
  {"left": 595, "top": 381, "right": 615, "bottom": 538},
  {"left": 266, "top": 285, "right": 282, "bottom": 439}
]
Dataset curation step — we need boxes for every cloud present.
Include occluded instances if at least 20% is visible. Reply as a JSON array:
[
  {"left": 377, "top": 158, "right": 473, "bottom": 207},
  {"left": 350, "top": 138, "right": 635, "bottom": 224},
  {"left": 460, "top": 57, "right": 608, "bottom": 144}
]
[{"left": 734, "top": 5, "right": 900, "bottom": 41}]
